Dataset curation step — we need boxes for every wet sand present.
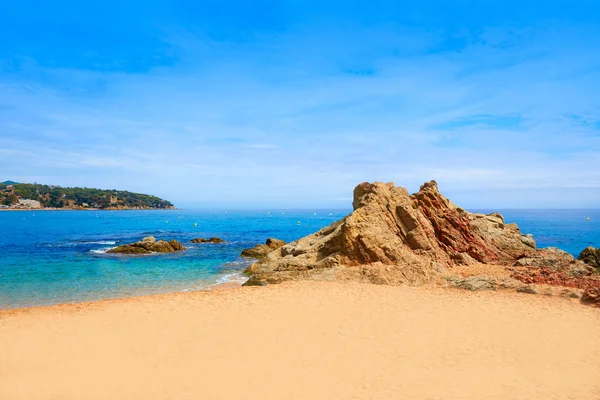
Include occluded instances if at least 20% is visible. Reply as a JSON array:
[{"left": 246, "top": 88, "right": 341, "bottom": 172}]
[{"left": 1, "top": 281, "right": 599, "bottom": 400}]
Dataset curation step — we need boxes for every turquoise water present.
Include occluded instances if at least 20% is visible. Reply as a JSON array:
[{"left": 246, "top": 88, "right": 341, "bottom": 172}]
[{"left": 0, "top": 209, "right": 598, "bottom": 309}]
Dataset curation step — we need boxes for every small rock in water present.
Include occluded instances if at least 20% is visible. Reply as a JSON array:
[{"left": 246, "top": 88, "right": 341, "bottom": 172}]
[
  {"left": 191, "top": 237, "right": 224, "bottom": 243},
  {"left": 107, "top": 236, "right": 184, "bottom": 254}
]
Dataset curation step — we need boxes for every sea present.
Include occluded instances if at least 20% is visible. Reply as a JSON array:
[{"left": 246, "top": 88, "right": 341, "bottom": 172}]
[{"left": 0, "top": 209, "right": 598, "bottom": 309}]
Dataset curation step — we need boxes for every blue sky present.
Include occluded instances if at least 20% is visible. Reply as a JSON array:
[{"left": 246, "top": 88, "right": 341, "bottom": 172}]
[{"left": 1, "top": 1, "right": 600, "bottom": 208}]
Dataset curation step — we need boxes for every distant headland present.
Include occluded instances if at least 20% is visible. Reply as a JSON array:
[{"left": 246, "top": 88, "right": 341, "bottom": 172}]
[{"left": 0, "top": 181, "right": 174, "bottom": 210}]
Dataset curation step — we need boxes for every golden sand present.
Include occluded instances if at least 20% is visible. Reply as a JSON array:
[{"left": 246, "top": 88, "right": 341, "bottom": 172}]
[{"left": 1, "top": 281, "right": 599, "bottom": 400}]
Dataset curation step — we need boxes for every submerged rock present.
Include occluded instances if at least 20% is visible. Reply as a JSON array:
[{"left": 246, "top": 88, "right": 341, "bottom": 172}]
[
  {"left": 191, "top": 237, "right": 225, "bottom": 243},
  {"left": 241, "top": 238, "right": 287, "bottom": 259},
  {"left": 244, "top": 180, "right": 537, "bottom": 285},
  {"left": 107, "top": 236, "right": 184, "bottom": 254}
]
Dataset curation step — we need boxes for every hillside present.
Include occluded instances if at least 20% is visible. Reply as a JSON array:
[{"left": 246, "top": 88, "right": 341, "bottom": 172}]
[{"left": 0, "top": 182, "right": 174, "bottom": 210}]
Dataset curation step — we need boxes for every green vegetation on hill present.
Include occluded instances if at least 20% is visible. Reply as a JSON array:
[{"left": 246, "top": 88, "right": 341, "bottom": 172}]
[{"left": 0, "top": 182, "right": 174, "bottom": 209}]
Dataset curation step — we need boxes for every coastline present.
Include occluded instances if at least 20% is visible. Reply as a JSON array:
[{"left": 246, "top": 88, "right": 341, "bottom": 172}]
[
  {"left": 1, "top": 281, "right": 599, "bottom": 400},
  {"left": 0, "top": 207, "right": 179, "bottom": 211}
]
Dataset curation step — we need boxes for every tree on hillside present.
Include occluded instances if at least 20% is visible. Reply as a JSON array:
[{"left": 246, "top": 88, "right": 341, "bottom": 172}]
[{"left": 2, "top": 194, "right": 17, "bottom": 206}]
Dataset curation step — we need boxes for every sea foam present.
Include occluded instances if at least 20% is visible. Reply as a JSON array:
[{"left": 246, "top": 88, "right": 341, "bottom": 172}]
[
  {"left": 90, "top": 248, "right": 111, "bottom": 254},
  {"left": 214, "top": 272, "right": 249, "bottom": 285}
]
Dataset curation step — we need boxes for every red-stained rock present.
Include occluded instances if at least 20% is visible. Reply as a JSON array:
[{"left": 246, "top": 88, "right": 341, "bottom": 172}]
[
  {"left": 508, "top": 247, "right": 599, "bottom": 293},
  {"left": 510, "top": 268, "right": 600, "bottom": 291}
]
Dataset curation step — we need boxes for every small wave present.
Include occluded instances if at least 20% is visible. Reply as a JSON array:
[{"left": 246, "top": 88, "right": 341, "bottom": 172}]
[
  {"left": 214, "top": 272, "right": 249, "bottom": 285},
  {"left": 83, "top": 240, "right": 116, "bottom": 245},
  {"left": 176, "top": 273, "right": 248, "bottom": 294},
  {"left": 45, "top": 240, "right": 117, "bottom": 247},
  {"left": 42, "top": 243, "right": 76, "bottom": 248},
  {"left": 90, "top": 248, "right": 111, "bottom": 254}
]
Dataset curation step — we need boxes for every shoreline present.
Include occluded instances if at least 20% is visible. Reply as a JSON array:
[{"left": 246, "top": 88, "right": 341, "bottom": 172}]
[
  {"left": 0, "top": 280, "right": 243, "bottom": 316},
  {"left": 2, "top": 280, "right": 599, "bottom": 399},
  {"left": 0, "top": 279, "right": 246, "bottom": 314},
  {"left": 0, "top": 276, "right": 591, "bottom": 315}
]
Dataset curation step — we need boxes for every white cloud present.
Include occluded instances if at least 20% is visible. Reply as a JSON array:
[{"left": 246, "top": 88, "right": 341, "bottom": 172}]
[{"left": 0, "top": 22, "right": 599, "bottom": 207}]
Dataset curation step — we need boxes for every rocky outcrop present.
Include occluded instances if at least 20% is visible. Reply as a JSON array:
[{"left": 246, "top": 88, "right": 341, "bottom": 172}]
[
  {"left": 191, "top": 237, "right": 224, "bottom": 243},
  {"left": 509, "top": 247, "right": 599, "bottom": 289},
  {"left": 244, "top": 181, "right": 537, "bottom": 286},
  {"left": 513, "top": 247, "right": 595, "bottom": 277},
  {"left": 241, "top": 238, "right": 287, "bottom": 259},
  {"left": 578, "top": 246, "right": 600, "bottom": 271},
  {"left": 514, "top": 247, "right": 580, "bottom": 269},
  {"left": 241, "top": 180, "right": 600, "bottom": 305},
  {"left": 107, "top": 236, "right": 185, "bottom": 254}
]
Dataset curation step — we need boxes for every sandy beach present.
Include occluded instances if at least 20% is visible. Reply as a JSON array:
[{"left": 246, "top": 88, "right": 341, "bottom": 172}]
[{"left": 1, "top": 281, "right": 599, "bottom": 400}]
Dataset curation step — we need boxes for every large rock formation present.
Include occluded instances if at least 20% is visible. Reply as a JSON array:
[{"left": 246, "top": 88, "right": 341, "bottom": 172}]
[
  {"left": 107, "top": 236, "right": 185, "bottom": 254},
  {"left": 244, "top": 181, "right": 538, "bottom": 285}
]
